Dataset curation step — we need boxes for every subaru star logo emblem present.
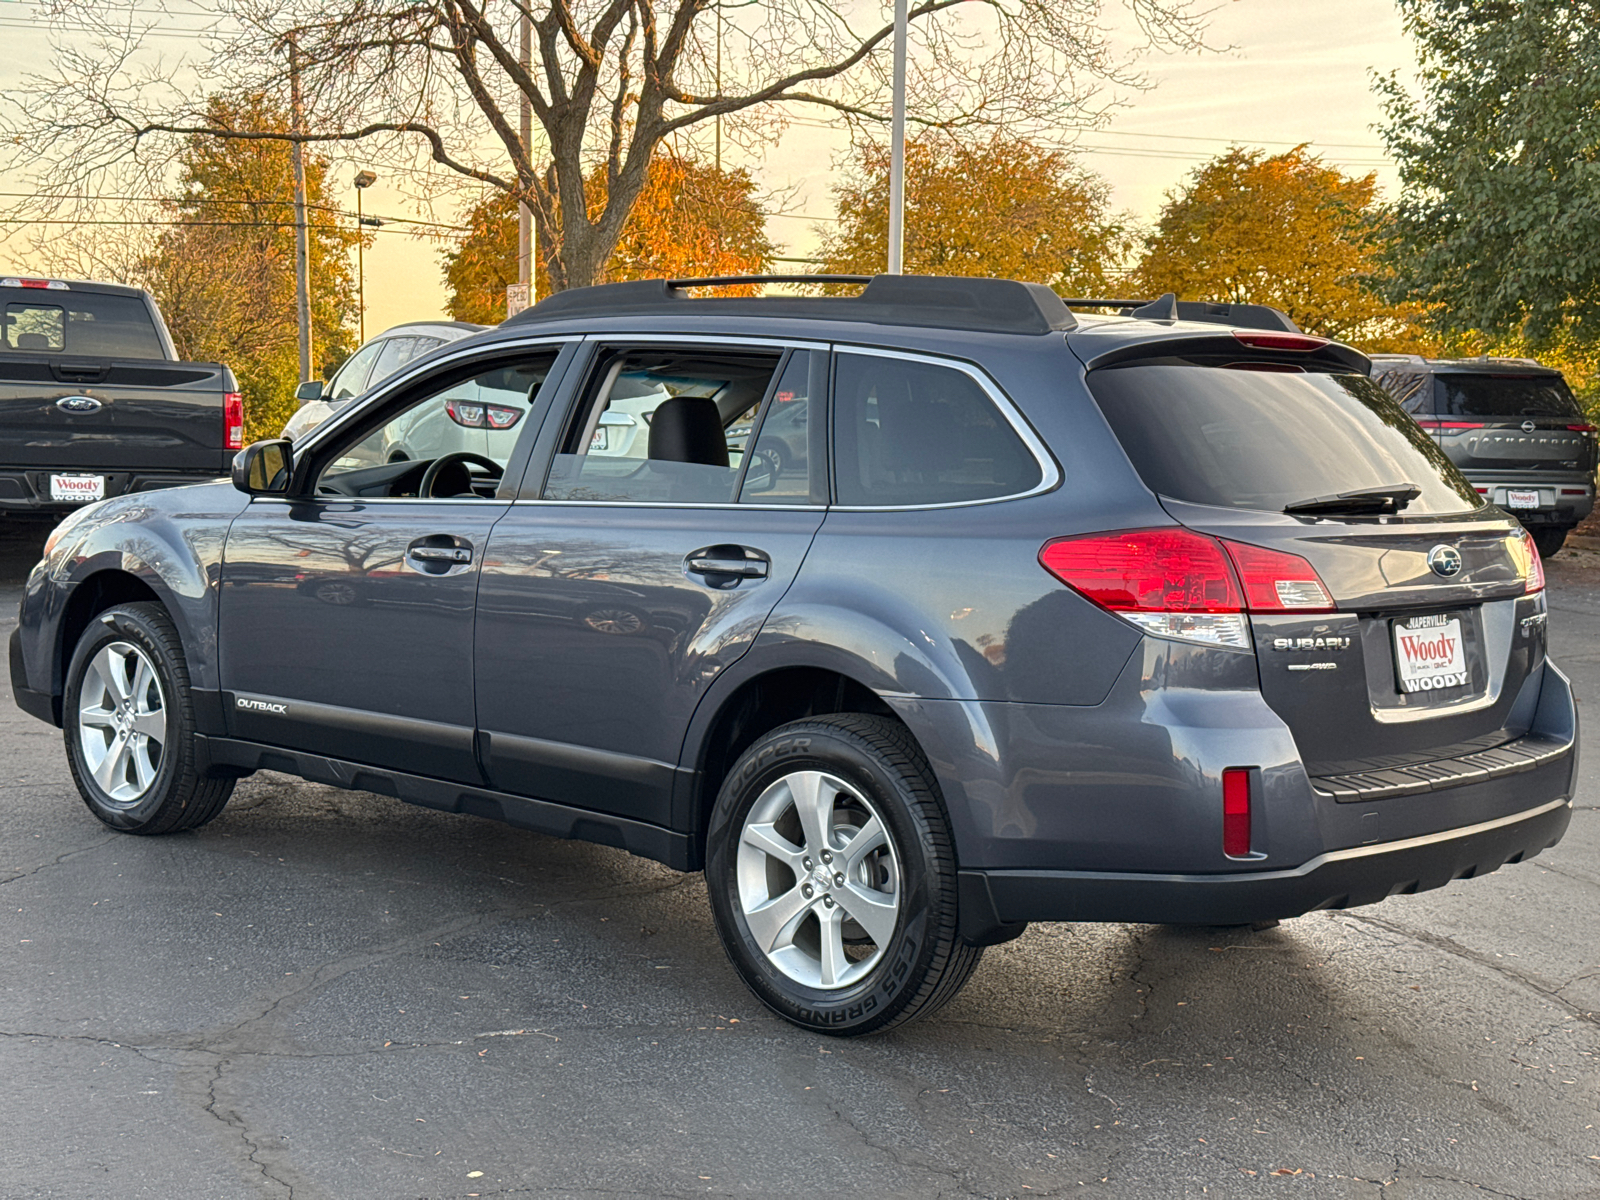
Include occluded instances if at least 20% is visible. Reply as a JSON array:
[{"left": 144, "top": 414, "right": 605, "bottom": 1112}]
[
  {"left": 1427, "top": 544, "right": 1464, "bottom": 577},
  {"left": 1521, "top": 419, "right": 1537, "bottom": 434},
  {"left": 56, "top": 395, "right": 102, "bottom": 414}
]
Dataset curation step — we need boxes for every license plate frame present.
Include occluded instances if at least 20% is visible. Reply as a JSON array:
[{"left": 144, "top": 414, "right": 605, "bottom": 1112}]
[
  {"left": 49, "top": 473, "right": 105, "bottom": 504},
  {"left": 1504, "top": 488, "right": 1541, "bottom": 509},
  {"left": 1392, "top": 613, "right": 1471, "bottom": 696}
]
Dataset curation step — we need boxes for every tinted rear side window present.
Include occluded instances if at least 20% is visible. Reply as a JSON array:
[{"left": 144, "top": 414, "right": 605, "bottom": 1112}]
[
  {"left": 1434, "top": 373, "right": 1581, "bottom": 420},
  {"left": 0, "top": 291, "right": 164, "bottom": 358},
  {"left": 1088, "top": 365, "right": 1481, "bottom": 516},
  {"left": 832, "top": 352, "right": 1042, "bottom": 506}
]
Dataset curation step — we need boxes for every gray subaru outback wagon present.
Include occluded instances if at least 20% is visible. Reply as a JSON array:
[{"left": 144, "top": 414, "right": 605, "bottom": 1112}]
[{"left": 10, "top": 276, "right": 1576, "bottom": 1035}]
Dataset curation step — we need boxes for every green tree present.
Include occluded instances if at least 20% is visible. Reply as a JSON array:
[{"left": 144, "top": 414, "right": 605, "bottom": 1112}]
[
  {"left": 443, "top": 152, "right": 774, "bottom": 323},
  {"left": 142, "top": 94, "right": 359, "bottom": 440},
  {"left": 1378, "top": 0, "right": 1600, "bottom": 343},
  {"left": 1134, "top": 146, "right": 1425, "bottom": 347},
  {"left": 817, "top": 133, "right": 1131, "bottom": 296}
]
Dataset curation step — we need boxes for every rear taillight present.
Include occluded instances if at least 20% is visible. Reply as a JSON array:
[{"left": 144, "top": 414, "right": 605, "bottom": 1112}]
[
  {"left": 1040, "top": 529, "right": 1335, "bottom": 648},
  {"left": 1231, "top": 331, "right": 1328, "bottom": 353},
  {"left": 446, "top": 397, "right": 524, "bottom": 429},
  {"left": 1222, "top": 768, "right": 1252, "bottom": 858},
  {"left": 1415, "top": 418, "right": 1485, "bottom": 431},
  {"left": 1221, "top": 540, "right": 1335, "bottom": 612},
  {"left": 223, "top": 391, "right": 244, "bottom": 450},
  {"left": 1515, "top": 529, "right": 1547, "bottom": 594},
  {"left": 1567, "top": 423, "right": 1597, "bottom": 434}
]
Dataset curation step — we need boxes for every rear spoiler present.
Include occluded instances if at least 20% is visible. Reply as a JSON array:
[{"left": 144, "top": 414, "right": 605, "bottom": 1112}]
[{"left": 1063, "top": 293, "right": 1301, "bottom": 333}]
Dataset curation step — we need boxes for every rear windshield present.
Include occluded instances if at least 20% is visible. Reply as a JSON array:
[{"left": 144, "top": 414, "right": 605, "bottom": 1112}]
[
  {"left": 0, "top": 290, "right": 164, "bottom": 358},
  {"left": 1088, "top": 364, "right": 1482, "bottom": 516},
  {"left": 1432, "top": 373, "right": 1581, "bottom": 420}
]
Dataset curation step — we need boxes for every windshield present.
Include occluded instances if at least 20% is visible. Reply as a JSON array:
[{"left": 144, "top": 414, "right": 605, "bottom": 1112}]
[
  {"left": 1088, "top": 364, "right": 1483, "bottom": 517},
  {"left": 1433, "top": 373, "right": 1582, "bottom": 420}
]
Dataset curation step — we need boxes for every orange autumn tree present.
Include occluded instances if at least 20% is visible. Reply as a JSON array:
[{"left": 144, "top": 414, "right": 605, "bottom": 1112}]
[
  {"left": 1134, "top": 146, "right": 1429, "bottom": 350},
  {"left": 818, "top": 132, "right": 1133, "bottom": 295},
  {"left": 443, "top": 152, "right": 775, "bottom": 324}
]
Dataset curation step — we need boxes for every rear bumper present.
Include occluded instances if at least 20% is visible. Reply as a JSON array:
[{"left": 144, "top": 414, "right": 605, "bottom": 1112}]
[
  {"left": 0, "top": 468, "right": 226, "bottom": 514},
  {"left": 1460, "top": 474, "right": 1594, "bottom": 527},
  {"left": 959, "top": 796, "right": 1573, "bottom": 930}
]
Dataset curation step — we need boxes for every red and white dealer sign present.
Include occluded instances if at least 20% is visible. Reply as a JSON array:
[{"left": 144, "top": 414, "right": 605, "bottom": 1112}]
[
  {"left": 49, "top": 474, "right": 105, "bottom": 504},
  {"left": 1394, "top": 613, "right": 1469, "bottom": 693}
]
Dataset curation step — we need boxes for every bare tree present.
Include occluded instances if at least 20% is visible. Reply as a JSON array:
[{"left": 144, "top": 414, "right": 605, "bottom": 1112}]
[{"left": 3, "top": 1, "right": 1211, "bottom": 292}]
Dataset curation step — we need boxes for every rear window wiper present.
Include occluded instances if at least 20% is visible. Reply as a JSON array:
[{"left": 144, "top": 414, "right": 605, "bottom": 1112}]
[{"left": 1283, "top": 482, "right": 1422, "bottom": 515}]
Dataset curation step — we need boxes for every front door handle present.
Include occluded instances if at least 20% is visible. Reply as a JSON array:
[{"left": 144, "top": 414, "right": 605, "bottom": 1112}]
[
  {"left": 405, "top": 537, "right": 473, "bottom": 575},
  {"left": 686, "top": 545, "right": 770, "bottom": 586}
]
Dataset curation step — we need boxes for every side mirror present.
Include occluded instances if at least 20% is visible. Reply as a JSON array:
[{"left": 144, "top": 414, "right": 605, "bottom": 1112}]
[
  {"left": 294, "top": 379, "right": 325, "bottom": 406},
  {"left": 232, "top": 439, "right": 294, "bottom": 496}
]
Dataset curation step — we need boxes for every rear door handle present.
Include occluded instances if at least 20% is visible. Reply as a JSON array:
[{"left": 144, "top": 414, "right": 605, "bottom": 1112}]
[
  {"left": 405, "top": 537, "right": 473, "bottom": 575},
  {"left": 686, "top": 545, "right": 770, "bottom": 584},
  {"left": 409, "top": 546, "right": 472, "bottom": 564}
]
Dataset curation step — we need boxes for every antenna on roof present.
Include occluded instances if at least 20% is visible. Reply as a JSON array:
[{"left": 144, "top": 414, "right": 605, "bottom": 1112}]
[{"left": 1129, "top": 293, "right": 1180, "bottom": 322}]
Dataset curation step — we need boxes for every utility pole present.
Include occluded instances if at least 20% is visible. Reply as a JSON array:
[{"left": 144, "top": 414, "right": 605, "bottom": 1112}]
[
  {"left": 514, "top": 8, "right": 535, "bottom": 315},
  {"left": 887, "top": 0, "right": 907, "bottom": 275},
  {"left": 288, "top": 32, "right": 312, "bottom": 380}
]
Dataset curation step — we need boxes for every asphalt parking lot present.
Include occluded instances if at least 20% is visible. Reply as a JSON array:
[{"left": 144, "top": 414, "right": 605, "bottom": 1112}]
[{"left": 1, "top": 517, "right": 1596, "bottom": 1200}]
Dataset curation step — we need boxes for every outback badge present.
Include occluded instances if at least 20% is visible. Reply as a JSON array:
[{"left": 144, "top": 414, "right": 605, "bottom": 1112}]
[{"left": 1427, "top": 544, "right": 1463, "bottom": 577}]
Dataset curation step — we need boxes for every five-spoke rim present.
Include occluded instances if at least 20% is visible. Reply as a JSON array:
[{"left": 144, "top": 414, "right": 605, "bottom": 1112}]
[
  {"left": 77, "top": 641, "right": 166, "bottom": 806},
  {"left": 735, "top": 770, "right": 901, "bottom": 991}
]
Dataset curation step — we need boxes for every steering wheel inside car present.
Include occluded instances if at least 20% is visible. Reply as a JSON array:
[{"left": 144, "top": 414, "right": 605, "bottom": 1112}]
[{"left": 420, "top": 452, "right": 504, "bottom": 498}]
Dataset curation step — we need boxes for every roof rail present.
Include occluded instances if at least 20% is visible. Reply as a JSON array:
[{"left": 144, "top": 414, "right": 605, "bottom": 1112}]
[
  {"left": 1063, "top": 295, "right": 1302, "bottom": 334},
  {"left": 504, "top": 273, "right": 1079, "bottom": 335}
]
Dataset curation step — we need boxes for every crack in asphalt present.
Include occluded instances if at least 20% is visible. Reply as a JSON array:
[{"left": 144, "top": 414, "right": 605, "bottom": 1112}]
[
  {"left": 1411, "top": 1170, "right": 1535, "bottom": 1199},
  {"left": 201, "top": 1058, "right": 300, "bottom": 1200},
  {"left": 1338, "top": 912, "right": 1600, "bottom": 1027},
  {"left": 0, "top": 836, "right": 118, "bottom": 886}
]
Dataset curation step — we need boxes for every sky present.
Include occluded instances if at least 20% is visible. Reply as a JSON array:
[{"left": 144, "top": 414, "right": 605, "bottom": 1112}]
[{"left": 0, "top": 0, "right": 1420, "bottom": 344}]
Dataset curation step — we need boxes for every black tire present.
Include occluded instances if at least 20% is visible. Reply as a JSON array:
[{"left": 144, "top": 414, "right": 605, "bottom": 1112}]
[
  {"left": 705, "top": 714, "right": 982, "bottom": 1036},
  {"left": 63, "top": 602, "right": 234, "bottom": 835},
  {"left": 1532, "top": 527, "right": 1569, "bottom": 559}
]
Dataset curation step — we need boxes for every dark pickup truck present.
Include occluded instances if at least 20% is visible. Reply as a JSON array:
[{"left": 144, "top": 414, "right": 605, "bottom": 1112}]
[{"left": 0, "top": 276, "right": 240, "bottom": 516}]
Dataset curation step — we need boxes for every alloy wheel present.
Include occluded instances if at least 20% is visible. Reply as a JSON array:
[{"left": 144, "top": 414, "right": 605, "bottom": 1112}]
[
  {"left": 734, "top": 769, "right": 901, "bottom": 990},
  {"left": 77, "top": 641, "right": 166, "bottom": 806}
]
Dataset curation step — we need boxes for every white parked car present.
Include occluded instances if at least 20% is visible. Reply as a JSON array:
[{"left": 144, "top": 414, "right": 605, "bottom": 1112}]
[{"left": 281, "top": 321, "right": 485, "bottom": 442}]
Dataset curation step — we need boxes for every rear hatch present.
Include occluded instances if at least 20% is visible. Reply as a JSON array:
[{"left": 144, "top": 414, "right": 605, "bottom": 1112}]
[
  {"left": 1080, "top": 337, "right": 1548, "bottom": 774},
  {"left": 0, "top": 284, "right": 229, "bottom": 471},
  {"left": 1420, "top": 370, "right": 1597, "bottom": 475}
]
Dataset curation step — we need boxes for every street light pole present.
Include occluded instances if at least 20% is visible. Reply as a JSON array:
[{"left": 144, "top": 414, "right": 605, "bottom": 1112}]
[
  {"left": 353, "top": 170, "right": 376, "bottom": 343},
  {"left": 887, "top": 0, "right": 908, "bottom": 275}
]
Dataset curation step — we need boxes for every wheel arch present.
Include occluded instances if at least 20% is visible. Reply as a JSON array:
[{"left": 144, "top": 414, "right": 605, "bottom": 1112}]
[
  {"left": 54, "top": 569, "right": 166, "bottom": 697},
  {"left": 681, "top": 663, "right": 900, "bottom": 866}
]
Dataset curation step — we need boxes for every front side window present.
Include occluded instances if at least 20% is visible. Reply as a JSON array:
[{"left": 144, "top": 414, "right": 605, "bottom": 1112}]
[
  {"left": 542, "top": 347, "right": 784, "bottom": 503},
  {"left": 316, "top": 353, "right": 559, "bottom": 498},
  {"left": 326, "top": 340, "right": 386, "bottom": 402},
  {"left": 831, "top": 352, "right": 1043, "bottom": 507}
]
